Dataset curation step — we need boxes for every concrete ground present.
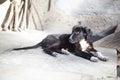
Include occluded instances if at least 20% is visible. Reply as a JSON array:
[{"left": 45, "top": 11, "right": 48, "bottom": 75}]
[{"left": 0, "top": 30, "right": 117, "bottom": 80}]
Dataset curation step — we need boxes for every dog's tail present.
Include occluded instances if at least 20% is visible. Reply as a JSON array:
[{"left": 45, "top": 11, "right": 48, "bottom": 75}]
[{"left": 13, "top": 42, "right": 42, "bottom": 50}]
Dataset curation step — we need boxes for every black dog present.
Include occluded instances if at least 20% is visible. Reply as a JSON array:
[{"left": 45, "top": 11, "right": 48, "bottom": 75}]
[{"left": 13, "top": 26, "right": 108, "bottom": 62}]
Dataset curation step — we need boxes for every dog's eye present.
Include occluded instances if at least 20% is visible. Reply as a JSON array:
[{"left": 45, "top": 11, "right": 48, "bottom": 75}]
[{"left": 75, "top": 32, "right": 79, "bottom": 34}]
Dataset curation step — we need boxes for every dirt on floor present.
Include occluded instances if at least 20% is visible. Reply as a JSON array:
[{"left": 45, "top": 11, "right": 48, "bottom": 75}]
[{"left": 0, "top": 30, "right": 117, "bottom": 80}]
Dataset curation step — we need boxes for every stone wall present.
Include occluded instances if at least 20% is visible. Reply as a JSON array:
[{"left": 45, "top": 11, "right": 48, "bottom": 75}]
[
  {"left": 44, "top": 0, "right": 120, "bottom": 33},
  {"left": 0, "top": 0, "right": 120, "bottom": 33}
]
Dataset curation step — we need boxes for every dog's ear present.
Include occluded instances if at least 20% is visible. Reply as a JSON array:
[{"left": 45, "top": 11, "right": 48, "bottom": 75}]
[
  {"left": 88, "top": 29, "right": 93, "bottom": 35},
  {"left": 84, "top": 27, "right": 92, "bottom": 35},
  {"left": 72, "top": 25, "right": 81, "bottom": 32},
  {"left": 87, "top": 29, "right": 90, "bottom": 34},
  {"left": 72, "top": 26, "right": 77, "bottom": 32}
]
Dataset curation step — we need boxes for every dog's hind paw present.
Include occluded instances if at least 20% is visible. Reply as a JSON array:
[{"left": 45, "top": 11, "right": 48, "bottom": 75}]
[
  {"left": 61, "top": 48, "right": 70, "bottom": 55},
  {"left": 51, "top": 52, "right": 57, "bottom": 57},
  {"left": 90, "top": 56, "right": 98, "bottom": 62}
]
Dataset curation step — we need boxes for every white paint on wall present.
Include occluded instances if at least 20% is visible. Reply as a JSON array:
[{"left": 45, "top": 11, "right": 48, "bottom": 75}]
[{"left": 54, "top": 0, "right": 120, "bottom": 15}]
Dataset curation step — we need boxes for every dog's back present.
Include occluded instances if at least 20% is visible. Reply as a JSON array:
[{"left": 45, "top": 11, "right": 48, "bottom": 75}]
[{"left": 40, "top": 35, "right": 60, "bottom": 48}]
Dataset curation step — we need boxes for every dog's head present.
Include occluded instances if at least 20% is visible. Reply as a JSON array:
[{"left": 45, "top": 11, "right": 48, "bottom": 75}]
[{"left": 69, "top": 26, "right": 91, "bottom": 43}]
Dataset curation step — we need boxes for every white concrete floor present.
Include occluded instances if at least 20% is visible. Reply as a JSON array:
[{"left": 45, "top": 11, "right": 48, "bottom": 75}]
[{"left": 0, "top": 30, "right": 117, "bottom": 80}]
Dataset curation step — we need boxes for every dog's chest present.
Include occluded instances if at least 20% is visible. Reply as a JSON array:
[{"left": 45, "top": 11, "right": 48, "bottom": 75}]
[{"left": 79, "top": 39, "right": 89, "bottom": 51}]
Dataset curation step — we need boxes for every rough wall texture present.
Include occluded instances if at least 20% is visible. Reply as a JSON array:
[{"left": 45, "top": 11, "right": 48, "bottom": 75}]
[
  {"left": 44, "top": 0, "right": 120, "bottom": 33},
  {"left": 0, "top": 0, "right": 120, "bottom": 32},
  {"left": 44, "top": 12, "right": 120, "bottom": 33},
  {"left": 54, "top": 0, "right": 120, "bottom": 15}
]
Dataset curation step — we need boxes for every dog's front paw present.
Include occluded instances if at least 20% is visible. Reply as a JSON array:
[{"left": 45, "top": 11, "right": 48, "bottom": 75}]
[
  {"left": 99, "top": 56, "right": 109, "bottom": 61},
  {"left": 90, "top": 56, "right": 98, "bottom": 62},
  {"left": 96, "top": 52, "right": 109, "bottom": 61}
]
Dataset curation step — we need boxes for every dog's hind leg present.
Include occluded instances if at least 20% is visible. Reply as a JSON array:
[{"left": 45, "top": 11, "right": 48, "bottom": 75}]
[
  {"left": 52, "top": 49, "right": 69, "bottom": 55},
  {"left": 61, "top": 48, "right": 70, "bottom": 55},
  {"left": 43, "top": 42, "right": 60, "bottom": 57},
  {"left": 43, "top": 48, "right": 57, "bottom": 57}
]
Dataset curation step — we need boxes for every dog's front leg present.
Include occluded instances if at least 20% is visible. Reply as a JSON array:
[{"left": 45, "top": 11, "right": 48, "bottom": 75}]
[
  {"left": 95, "top": 51, "right": 109, "bottom": 61},
  {"left": 90, "top": 49, "right": 109, "bottom": 61},
  {"left": 75, "top": 50, "right": 98, "bottom": 62}
]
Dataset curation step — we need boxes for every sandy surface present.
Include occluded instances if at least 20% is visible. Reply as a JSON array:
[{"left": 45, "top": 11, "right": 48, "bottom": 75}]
[{"left": 0, "top": 30, "right": 117, "bottom": 80}]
